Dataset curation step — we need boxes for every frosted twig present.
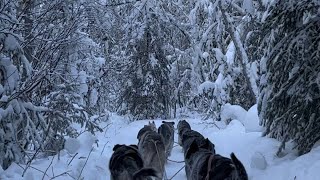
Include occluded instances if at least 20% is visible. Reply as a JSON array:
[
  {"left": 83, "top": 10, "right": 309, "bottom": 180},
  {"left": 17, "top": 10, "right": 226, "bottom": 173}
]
[
  {"left": 51, "top": 166, "right": 55, "bottom": 177},
  {"left": 50, "top": 170, "right": 75, "bottom": 180},
  {"left": 42, "top": 156, "right": 55, "bottom": 180},
  {"left": 100, "top": 142, "right": 109, "bottom": 155},
  {"left": 77, "top": 148, "right": 93, "bottom": 180},
  {"left": 22, "top": 145, "right": 42, "bottom": 177},
  {"left": 68, "top": 152, "right": 79, "bottom": 166},
  {"left": 168, "top": 165, "right": 185, "bottom": 180},
  {"left": 106, "top": 0, "right": 141, "bottom": 7},
  {"left": 167, "top": 158, "right": 185, "bottom": 163},
  {"left": 16, "top": 163, "right": 50, "bottom": 178}
]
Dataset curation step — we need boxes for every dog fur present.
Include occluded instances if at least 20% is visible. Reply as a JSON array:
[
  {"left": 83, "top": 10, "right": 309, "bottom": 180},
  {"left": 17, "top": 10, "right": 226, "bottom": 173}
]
[
  {"left": 185, "top": 140, "right": 248, "bottom": 180},
  {"left": 137, "top": 124, "right": 166, "bottom": 180},
  {"left": 181, "top": 129, "right": 204, "bottom": 152},
  {"left": 158, "top": 121, "right": 175, "bottom": 158},
  {"left": 109, "top": 144, "right": 159, "bottom": 180},
  {"left": 177, "top": 120, "right": 191, "bottom": 146}
]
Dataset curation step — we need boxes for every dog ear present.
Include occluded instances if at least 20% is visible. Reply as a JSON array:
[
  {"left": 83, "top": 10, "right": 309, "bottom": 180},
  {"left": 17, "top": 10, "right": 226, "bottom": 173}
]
[
  {"left": 130, "top": 144, "right": 138, "bottom": 149},
  {"left": 230, "top": 153, "right": 248, "bottom": 180},
  {"left": 162, "top": 121, "right": 166, "bottom": 123},
  {"left": 113, "top": 144, "right": 123, "bottom": 151},
  {"left": 170, "top": 121, "right": 175, "bottom": 125},
  {"left": 149, "top": 121, "right": 155, "bottom": 126},
  {"left": 185, "top": 140, "right": 199, "bottom": 159},
  {"left": 204, "top": 138, "right": 212, "bottom": 147},
  {"left": 200, "top": 138, "right": 215, "bottom": 152}
]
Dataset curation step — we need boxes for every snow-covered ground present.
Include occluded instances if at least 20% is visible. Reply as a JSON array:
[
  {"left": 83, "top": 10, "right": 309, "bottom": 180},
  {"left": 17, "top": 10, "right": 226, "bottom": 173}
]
[{"left": 1, "top": 105, "right": 320, "bottom": 180}]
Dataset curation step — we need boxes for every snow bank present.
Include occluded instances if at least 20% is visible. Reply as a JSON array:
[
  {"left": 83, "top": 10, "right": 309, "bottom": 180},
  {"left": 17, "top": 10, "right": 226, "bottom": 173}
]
[
  {"left": 221, "top": 103, "right": 262, "bottom": 132},
  {"left": 243, "top": 104, "right": 263, "bottom": 132},
  {"left": 221, "top": 103, "right": 247, "bottom": 123},
  {"left": 64, "top": 138, "right": 81, "bottom": 154},
  {"left": 250, "top": 151, "right": 267, "bottom": 170}
]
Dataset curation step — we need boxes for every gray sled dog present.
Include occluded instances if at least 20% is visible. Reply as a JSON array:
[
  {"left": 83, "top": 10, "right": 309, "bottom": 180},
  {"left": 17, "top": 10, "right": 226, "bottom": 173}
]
[
  {"left": 177, "top": 120, "right": 191, "bottom": 146},
  {"left": 183, "top": 137, "right": 216, "bottom": 179},
  {"left": 181, "top": 129, "right": 215, "bottom": 156},
  {"left": 137, "top": 123, "right": 166, "bottom": 180},
  {"left": 181, "top": 129, "right": 204, "bottom": 152},
  {"left": 109, "top": 144, "right": 159, "bottom": 180},
  {"left": 185, "top": 140, "right": 248, "bottom": 180},
  {"left": 158, "top": 121, "right": 175, "bottom": 158}
]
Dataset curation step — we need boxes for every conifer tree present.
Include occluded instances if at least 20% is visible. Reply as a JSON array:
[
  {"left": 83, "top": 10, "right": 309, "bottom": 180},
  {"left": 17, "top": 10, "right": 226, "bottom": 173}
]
[{"left": 258, "top": 0, "right": 320, "bottom": 155}]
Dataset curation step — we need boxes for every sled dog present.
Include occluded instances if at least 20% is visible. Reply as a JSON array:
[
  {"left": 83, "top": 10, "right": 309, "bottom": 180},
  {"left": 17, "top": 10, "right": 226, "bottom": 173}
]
[{"left": 109, "top": 144, "right": 159, "bottom": 180}]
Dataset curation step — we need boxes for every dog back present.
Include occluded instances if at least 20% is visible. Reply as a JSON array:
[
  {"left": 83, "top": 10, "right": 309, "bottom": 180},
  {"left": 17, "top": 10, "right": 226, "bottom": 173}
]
[
  {"left": 184, "top": 139, "right": 214, "bottom": 180},
  {"left": 138, "top": 128, "right": 166, "bottom": 180},
  {"left": 109, "top": 144, "right": 159, "bottom": 180},
  {"left": 185, "top": 140, "right": 247, "bottom": 180},
  {"left": 158, "top": 121, "right": 175, "bottom": 158}
]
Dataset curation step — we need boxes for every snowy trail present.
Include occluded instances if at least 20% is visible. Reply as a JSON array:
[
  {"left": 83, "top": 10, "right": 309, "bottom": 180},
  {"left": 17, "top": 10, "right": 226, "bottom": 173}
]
[{"left": 2, "top": 110, "right": 320, "bottom": 180}]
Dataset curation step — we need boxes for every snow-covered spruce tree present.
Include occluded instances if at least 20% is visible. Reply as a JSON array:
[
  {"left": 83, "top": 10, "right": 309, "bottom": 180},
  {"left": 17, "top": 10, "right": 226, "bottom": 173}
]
[
  {"left": 198, "top": 48, "right": 234, "bottom": 121},
  {"left": 117, "top": 1, "right": 171, "bottom": 119},
  {"left": 0, "top": 1, "right": 46, "bottom": 169},
  {"left": 178, "top": 0, "right": 230, "bottom": 120},
  {"left": 119, "top": 28, "right": 171, "bottom": 119},
  {"left": 169, "top": 48, "right": 193, "bottom": 117},
  {"left": 258, "top": 0, "right": 320, "bottom": 155},
  {"left": 182, "top": 0, "right": 259, "bottom": 121},
  {"left": 0, "top": 0, "right": 105, "bottom": 169},
  {"left": 217, "top": 0, "right": 259, "bottom": 110},
  {"left": 34, "top": 0, "right": 105, "bottom": 147},
  {"left": 154, "top": 1, "right": 192, "bottom": 117},
  {"left": 103, "top": 2, "right": 134, "bottom": 112}
]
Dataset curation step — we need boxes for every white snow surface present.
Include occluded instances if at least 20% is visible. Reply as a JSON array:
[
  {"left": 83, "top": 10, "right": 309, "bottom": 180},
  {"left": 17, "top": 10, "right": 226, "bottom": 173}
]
[{"left": 1, "top": 107, "right": 320, "bottom": 180}]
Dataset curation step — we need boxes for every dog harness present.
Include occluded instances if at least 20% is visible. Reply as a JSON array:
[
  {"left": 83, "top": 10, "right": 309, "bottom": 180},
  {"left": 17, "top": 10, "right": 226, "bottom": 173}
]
[{"left": 205, "top": 154, "right": 215, "bottom": 180}]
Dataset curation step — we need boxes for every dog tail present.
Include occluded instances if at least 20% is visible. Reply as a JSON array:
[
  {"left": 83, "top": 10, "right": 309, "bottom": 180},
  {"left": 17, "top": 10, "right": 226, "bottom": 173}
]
[
  {"left": 230, "top": 153, "right": 248, "bottom": 180},
  {"left": 133, "top": 168, "right": 159, "bottom": 180}
]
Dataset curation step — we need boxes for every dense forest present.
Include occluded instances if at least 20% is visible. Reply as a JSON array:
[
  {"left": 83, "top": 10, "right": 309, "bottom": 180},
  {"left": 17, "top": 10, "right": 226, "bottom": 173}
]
[{"left": 0, "top": 0, "right": 319, "bottom": 170}]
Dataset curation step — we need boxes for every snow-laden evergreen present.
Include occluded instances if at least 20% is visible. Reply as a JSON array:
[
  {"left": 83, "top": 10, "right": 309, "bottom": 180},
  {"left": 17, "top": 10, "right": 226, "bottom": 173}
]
[{"left": 258, "top": 0, "right": 320, "bottom": 155}]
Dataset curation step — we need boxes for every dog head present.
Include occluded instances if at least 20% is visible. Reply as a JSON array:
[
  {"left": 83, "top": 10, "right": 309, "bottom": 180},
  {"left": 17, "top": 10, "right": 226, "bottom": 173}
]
[
  {"left": 162, "top": 121, "right": 175, "bottom": 125},
  {"left": 161, "top": 121, "right": 175, "bottom": 130},
  {"left": 181, "top": 129, "right": 204, "bottom": 143},
  {"left": 112, "top": 144, "right": 139, "bottom": 152},
  {"left": 206, "top": 153, "right": 248, "bottom": 180},
  {"left": 178, "top": 120, "right": 191, "bottom": 129},
  {"left": 148, "top": 121, "right": 157, "bottom": 131},
  {"left": 110, "top": 144, "right": 161, "bottom": 180},
  {"left": 109, "top": 144, "right": 144, "bottom": 173},
  {"left": 137, "top": 124, "right": 156, "bottom": 140},
  {"left": 199, "top": 138, "right": 215, "bottom": 154}
]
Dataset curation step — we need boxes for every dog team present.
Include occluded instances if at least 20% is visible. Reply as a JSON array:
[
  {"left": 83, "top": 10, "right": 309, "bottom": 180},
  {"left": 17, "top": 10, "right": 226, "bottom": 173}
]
[{"left": 109, "top": 120, "right": 248, "bottom": 180}]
